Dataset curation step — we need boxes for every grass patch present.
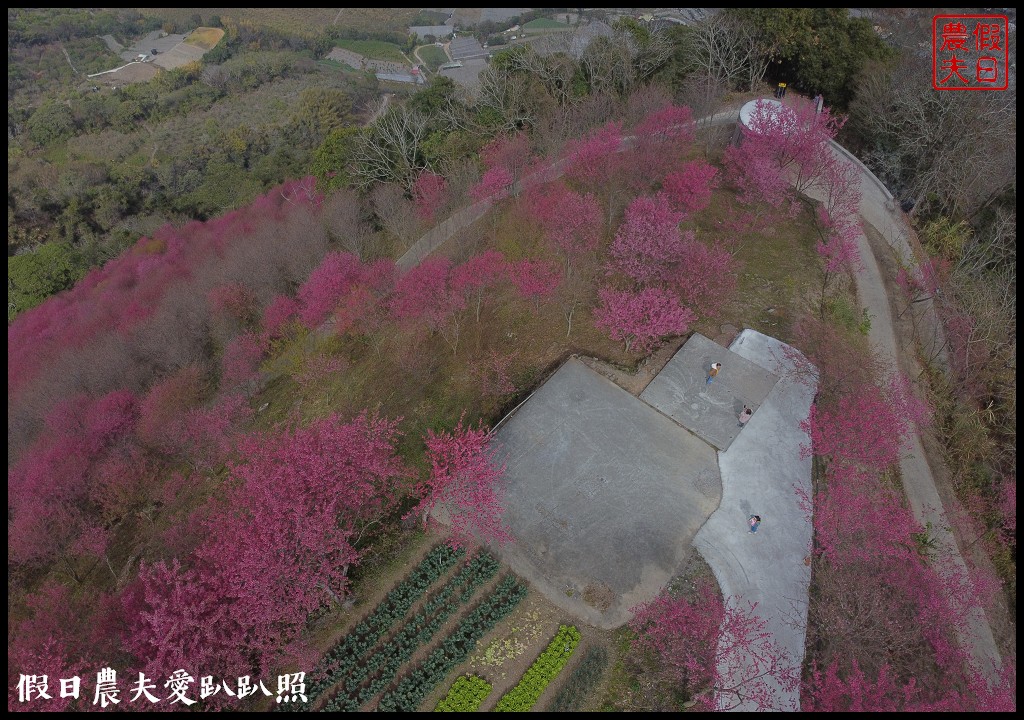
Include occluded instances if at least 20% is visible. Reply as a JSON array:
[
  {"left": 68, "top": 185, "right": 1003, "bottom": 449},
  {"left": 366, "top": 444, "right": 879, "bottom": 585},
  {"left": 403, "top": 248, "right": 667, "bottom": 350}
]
[
  {"left": 183, "top": 27, "right": 225, "bottom": 50},
  {"left": 334, "top": 39, "right": 408, "bottom": 64},
  {"left": 690, "top": 184, "right": 823, "bottom": 345},
  {"left": 522, "top": 17, "right": 570, "bottom": 31},
  {"left": 417, "top": 44, "right": 449, "bottom": 72}
]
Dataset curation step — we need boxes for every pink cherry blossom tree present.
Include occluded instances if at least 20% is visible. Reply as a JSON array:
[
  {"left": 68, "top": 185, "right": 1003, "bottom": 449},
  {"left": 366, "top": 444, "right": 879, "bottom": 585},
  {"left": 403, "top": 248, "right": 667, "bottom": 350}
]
[
  {"left": 630, "top": 104, "right": 695, "bottom": 186},
  {"left": 389, "top": 257, "right": 467, "bottom": 353},
  {"left": 261, "top": 293, "right": 300, "bottom": 340},
  {"left": 220, "top": 332, "right": 267, "bottom": 391},
  {"left": 525, "top": 182, "right": 602, "bottom": 281},
  {"left": 564, "top": 121, "right": 628, "bottom": 225},
  {"left": 296, "top": 251, "right": 369, "bottom": 328},
  {"left": 450, "top": 250, "right": 508, "bottom": 322},
  {"left": 672, "top": 237, "right": 738, "bottom": 320},
  {"left": 480, "top": 132, "right": 533, "bottom": 184},
  {"left": 594, "top": 286, "right": 695, "bottom": 353},
  {"left": 630, "top": 581, "right": 799, "bottom": 711},
  {"left": 411, "top": 170, "right": 449, "bottom": 222},
  {"left": 510, "top": 259, "right": 562, "bottom": 309},
  {"left": 661, "top": 159, "right": 719, "bottom": 216},
  {"left": 608, "top": 194, "right": 685, "bottom": 284},
  {"left": 411, "top": 416, "right": 514, "bottom": 550},
  {"left": 469, "top": 166, "right": 514, "bottom": 202}
]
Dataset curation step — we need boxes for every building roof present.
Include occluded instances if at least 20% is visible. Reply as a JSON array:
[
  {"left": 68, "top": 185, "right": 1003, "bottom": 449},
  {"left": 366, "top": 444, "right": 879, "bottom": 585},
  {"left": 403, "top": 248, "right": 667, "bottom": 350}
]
[
  {"left": 450, "top": 35, "right": 489, "bottom": 60},
  {"left": 409, "top": 24, "right": 453, "bottom": 39}
]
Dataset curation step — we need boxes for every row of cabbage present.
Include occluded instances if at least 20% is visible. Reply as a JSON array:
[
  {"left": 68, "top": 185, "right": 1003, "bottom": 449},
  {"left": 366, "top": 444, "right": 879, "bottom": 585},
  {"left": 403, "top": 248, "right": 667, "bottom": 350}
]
[
  {"left": 321, "top": 551, "right": 500, "bottom": 711},
  {"left": 377, "top": 574, "right": 528, "bottom": 711},
  {"left": 435, "top": 675, "right": 493, "bottom": 712},
  {"left": 494, "top": 624, "right": 581, "bottom": 711},
  {"left": 280, "top": 543, "right": 463, "bottom": 711}
]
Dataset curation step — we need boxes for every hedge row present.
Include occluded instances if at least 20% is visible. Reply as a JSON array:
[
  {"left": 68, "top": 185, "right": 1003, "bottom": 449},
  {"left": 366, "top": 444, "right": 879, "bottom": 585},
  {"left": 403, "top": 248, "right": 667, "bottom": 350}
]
[{"left": 494, "top": 625, "right": 581, "bottom": 711}]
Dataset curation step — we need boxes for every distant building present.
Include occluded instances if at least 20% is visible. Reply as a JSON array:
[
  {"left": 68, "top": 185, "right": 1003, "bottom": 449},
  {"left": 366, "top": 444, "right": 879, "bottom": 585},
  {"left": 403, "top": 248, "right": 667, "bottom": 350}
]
[
  {"left": 480, "top": 8, "right": 529, "bottom": 24},
  {"left": 450, "top": 35, "right": 489, "bottom": 61},
  {"left": 376, "top": 71, "right": 425, "bottom": 85},
  {"left": 409, "top": 24, "right": 453, "bottom": 40}
]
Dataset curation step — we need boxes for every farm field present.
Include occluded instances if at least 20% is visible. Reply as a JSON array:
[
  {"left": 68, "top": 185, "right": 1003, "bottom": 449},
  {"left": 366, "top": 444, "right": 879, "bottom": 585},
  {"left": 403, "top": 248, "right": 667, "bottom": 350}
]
[
  {"left": 334, "top": 39, "right": 408, "bottom": 64},
  {"left": 522, "top": 17, "right": 570, "bottom": 31},
  {"left": 183, "top": 26, "right": 225, "bottom": 49},
  {"left": 417, "top": 44, "right": 449, "bottom": 72}
]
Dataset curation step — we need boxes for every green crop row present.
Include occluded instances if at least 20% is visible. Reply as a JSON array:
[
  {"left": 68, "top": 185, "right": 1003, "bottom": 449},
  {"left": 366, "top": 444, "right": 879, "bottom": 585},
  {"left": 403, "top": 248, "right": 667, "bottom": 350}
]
[
  {"left": 377, "top": 574, "right": 528, "bottom": 712},
  {"left": 321, "top": 551, "right": 500, "bottom": 711},
  {"left": 435, "top": 674, "right": 493, "bottom": 712},
  {"left": 279, "top": 543, "right": 463, "bottom": 711},
  {"left": 494, "top": 625, "right": 581, "bottom": 712},
  {"left": 546, "top": 645, "right": 608, "bottom": 712}
]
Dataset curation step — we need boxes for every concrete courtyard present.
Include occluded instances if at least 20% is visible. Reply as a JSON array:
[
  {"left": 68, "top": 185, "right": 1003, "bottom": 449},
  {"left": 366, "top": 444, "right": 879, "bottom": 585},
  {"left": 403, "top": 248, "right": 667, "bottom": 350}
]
[
  {"left": 490, "top": 329, "right": 816, "bottom": 709},
  {"left": 491, "top": 358, "right": 721, "bottom": 628}
]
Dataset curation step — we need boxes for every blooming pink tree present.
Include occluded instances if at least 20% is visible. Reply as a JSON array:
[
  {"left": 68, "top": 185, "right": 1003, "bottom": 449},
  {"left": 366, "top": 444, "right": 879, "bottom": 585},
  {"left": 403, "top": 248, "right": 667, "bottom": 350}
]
[
  {"left": 672, "top": 238, "right": 738, "bottom": 319},
  {"left": 204, "top": 412, "right": 406, "bottom": 609},
  {"left": 480, "top": 132, "right": 533, "bottom": 184},
  {"left": 469, "top": 166, "right": 514, "bottom": 202},
  {"left": 450, "top": 250, "right": 508, "bottom": 322},
  {"left": 526, "top": 182, "right": 602, "bottom": 279},
  {"left": 167, "top": 393, "right": 253, "bottom": 471},
  {"left": 630, "top": 581, "right": 799, "bottom": 711},
  {"left": 220, "top": 332, "right": 267, "bottom": 391},
  {"left": 411, "top": 171, "right": 449, "bottom": 222},
  {"left": 608, "top": 194, "right": 685, "bottom": 284},
  {"left": 8, "top": 583, "right": 91, "bottom": 711},
  {"left": 662, "top": 159, "right": 719, "bottom": 216},
  {"left": 123, "top": 412, "right": 410, "bottom": 687},
  {"left": 804, "top": 657, "right": 1016, "bottom": 712},
  {"left": 801, "top": 373, "right": 931, "bottom": 481},
  {"left": 564, "top": 121, "right": 631, "bottom": 225},
  {"left": 207, "top": 282, "right": 258, "bottom": 325},
  {"left": 389, "top": 257, "right": 467, "bottom": 353},
  {"left": 594, "top": 286, "right": 695, "bottom": 353},
  {"left": 412, "top": 416, "right": 514, "bottom": 550},
  {"left": 724, "top": 138, "right": 791, "bottom": 212},
  {"left": 565, "top": 121, "right": 624, "bottom": 190},
  {"left": 737, "top": 98, "right": 846, "bottom": 194},
  {"left": 261, "top": 293, "right": 300, "bottom": 340},
  {"left": 630, "top": 104, "right": 695, "bottom": 186},
  {"left": 510, "top": 259, "right": 562, "bottom": 308},
  {"left": 296, "top": 251, "right": 369, "bottom": 328}
]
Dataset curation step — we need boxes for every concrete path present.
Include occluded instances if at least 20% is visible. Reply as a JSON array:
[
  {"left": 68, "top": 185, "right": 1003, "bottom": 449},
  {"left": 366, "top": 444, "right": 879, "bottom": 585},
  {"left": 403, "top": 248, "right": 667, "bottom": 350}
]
[
  {"left": 803, "top": 136, "right": 1001, "bottom": 682},
  {"left": 694, "top": 330, "right": 816, "bottom": 711}
]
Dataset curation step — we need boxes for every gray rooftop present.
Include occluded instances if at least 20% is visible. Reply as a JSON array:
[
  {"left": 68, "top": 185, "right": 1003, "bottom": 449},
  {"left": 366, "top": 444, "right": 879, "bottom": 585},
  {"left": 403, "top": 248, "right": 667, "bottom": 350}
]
[{"left": 450, "top": 35, "right": 489, "bottom": 60}]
